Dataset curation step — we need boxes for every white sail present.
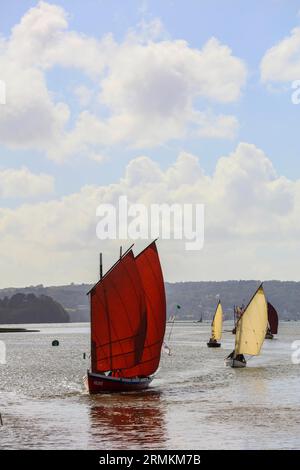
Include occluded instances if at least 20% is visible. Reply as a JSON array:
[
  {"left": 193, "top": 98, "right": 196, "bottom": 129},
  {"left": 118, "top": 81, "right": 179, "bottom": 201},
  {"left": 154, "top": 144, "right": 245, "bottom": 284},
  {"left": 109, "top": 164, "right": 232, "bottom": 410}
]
[
  {"left": 235, "top": 285, "right": 268, "bottom": 356},
  {"left": 211, "top": 301, "right": 223, "bottom": 341}
]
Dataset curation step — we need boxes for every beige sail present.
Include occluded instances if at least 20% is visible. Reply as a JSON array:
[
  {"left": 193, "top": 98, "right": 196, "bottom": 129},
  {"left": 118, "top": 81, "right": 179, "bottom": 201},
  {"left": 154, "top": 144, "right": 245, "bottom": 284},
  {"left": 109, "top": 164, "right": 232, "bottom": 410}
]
[
  {"left": 211, "top": 301, "right": 223, "bottom": 341},
  {"left": 235, "top": 285, "right": 268, "bottom": 356}
]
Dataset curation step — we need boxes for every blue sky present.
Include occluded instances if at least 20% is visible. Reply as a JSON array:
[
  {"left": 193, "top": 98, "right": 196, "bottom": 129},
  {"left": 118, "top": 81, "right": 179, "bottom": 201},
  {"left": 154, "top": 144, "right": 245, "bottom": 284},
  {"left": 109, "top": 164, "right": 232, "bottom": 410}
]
[
  {"left": 1, "top": 1, "right": 300, "bottom": 285},
  {"left": 2, "top": 0, "right": 300, "bottom": 189}
]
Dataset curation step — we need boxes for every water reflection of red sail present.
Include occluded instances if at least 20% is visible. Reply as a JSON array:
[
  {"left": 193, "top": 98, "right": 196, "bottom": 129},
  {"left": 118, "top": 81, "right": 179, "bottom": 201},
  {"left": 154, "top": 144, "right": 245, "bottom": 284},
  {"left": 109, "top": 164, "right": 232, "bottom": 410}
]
[
  {"left": 89, "top": 393, "right": 167, "bottom": 448},
  {"left": 85, "top": 241, "right": 166, "bottom": 394}
]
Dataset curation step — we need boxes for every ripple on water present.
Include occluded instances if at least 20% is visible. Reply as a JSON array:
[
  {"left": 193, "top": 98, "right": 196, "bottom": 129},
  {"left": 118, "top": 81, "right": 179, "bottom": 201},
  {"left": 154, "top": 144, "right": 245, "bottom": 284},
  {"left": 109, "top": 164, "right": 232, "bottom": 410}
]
[{"left": 0, "top": 322, "right": 300, "bottom": 449}]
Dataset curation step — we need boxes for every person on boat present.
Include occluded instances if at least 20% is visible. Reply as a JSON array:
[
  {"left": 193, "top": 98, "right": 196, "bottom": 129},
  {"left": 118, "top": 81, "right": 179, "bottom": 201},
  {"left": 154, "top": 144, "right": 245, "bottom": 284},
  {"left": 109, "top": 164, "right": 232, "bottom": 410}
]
[{"left": 236, "top": 306, "right": 242, "bottom": 318}]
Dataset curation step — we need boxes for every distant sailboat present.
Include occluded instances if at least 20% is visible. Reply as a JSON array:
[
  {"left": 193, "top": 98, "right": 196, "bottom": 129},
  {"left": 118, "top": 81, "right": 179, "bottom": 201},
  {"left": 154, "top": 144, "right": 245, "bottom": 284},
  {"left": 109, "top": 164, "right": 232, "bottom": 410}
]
[
  {"left": 207, "top": 301, "right": 223, "bottom": 348},
  {"left": 85, "top": 241, "right": 166, "bottom": 393},
  {"left": 225, "top": 284, "right": 268, "bottom": 368},
  {"left": 265, "top": 302, "right": 279, "bottom": 339}
]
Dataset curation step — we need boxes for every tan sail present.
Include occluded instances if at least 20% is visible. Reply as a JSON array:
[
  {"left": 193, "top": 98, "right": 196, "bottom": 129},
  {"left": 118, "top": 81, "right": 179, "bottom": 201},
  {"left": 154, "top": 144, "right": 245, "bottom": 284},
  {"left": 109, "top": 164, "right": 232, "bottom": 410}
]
[
  {"left": 235, "top": 285, "right": 268, "bottom": 356},
  {"left": 211, "top": 301, "right": 223, "bottom": 341}
]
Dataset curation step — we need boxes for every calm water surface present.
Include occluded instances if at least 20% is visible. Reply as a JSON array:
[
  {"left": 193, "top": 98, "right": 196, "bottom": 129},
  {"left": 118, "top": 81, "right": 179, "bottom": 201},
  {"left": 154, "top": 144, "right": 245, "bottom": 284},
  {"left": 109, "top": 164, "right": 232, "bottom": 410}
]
[{"left": 0, "top": 322, "right": 299, "bottom": 449}]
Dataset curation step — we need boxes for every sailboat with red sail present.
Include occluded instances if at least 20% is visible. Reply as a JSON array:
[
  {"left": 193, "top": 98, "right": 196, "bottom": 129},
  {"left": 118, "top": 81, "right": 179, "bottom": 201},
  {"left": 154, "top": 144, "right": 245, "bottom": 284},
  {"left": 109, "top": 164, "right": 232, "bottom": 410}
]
[
  {"left": 85, "top": 241, "right": 166, "bottom": 394},
  {"left": 265, "top": 302, "right": 279, "bottom": 339}
]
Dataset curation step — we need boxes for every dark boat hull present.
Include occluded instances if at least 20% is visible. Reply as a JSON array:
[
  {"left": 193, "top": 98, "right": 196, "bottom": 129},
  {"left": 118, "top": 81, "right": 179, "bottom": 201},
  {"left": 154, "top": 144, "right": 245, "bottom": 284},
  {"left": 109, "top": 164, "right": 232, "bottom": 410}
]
[
  {"left": 85, "top": 371, "right": 153, "bottom": 394},
  {"left": 225, "top": 357, "right": 246, "bottom": 368},
  {"left": 207, "top": 341, "right": 221, "bottom": 348}
]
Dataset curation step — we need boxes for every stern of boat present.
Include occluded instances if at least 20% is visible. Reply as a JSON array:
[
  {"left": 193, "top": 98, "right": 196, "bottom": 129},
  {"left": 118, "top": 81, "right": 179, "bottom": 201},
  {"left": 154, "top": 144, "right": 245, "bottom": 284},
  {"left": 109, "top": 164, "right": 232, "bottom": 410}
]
[
  {"left": 86, "top": 371, "right": 153, "bottom": 394},
  {"left": 225, "top": 358, "right": 246, "bottom": 368}
]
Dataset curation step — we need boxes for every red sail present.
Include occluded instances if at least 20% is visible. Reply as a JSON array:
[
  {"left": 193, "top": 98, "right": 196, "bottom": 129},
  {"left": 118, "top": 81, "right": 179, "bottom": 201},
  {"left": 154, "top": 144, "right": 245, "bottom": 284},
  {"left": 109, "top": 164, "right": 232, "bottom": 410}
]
[
  {"left": 122, "top": 241, "right": 166, "bottom": 377},
  {"left": 90, "top": 250, "right": 147, "bottom": 374},
  {"left": 267, "top": 302, "right": 278, "bottom": 334}
]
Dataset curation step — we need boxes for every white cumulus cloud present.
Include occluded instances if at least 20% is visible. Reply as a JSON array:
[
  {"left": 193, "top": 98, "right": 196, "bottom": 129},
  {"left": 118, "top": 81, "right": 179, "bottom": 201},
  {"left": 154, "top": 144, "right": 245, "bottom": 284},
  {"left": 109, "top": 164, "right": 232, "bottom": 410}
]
[
  {"left": 261, "top": 26, "right": 300, "bottom": 82},
  {"left": 0, "top": 1, "right": 247, "bottom": 162},
  {"left": 0, "top": 166, "right": 54, "bottom": 198},
  {"left": 0, "top": 143, "right": 299, "bottom": 286}
]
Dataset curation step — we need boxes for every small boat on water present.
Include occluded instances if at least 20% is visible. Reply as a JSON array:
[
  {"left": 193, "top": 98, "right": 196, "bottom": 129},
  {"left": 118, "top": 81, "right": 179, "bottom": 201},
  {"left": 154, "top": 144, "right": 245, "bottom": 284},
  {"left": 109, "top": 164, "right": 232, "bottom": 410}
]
[
  {"left": 225, "top": 284, "right": 268, "bottom": 368},
  {"left": 85, "top": 240, "right": 166, "bottom": 394},
  {"left": 207, "top": 301, "right": 223, "bottom": 348},
  {"left": 265, "top": 302, "right": 279, "bottom": 339},
  {"left": 233, "top": 299, "right": 279, "bottom": 340}
]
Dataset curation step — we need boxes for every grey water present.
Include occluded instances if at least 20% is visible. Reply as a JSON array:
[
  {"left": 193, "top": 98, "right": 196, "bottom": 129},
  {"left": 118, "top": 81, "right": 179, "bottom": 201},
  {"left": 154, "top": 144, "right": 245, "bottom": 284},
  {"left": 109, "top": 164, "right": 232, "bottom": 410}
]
[{"left": 0, "top": 322, "right": 299, "bottom": 449}]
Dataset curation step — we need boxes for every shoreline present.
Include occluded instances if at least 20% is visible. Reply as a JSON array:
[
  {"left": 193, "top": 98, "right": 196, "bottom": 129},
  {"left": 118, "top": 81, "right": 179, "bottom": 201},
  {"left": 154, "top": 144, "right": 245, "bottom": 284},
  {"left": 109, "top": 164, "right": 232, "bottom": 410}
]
[{"left": 0, "top": 327, "right": 40, "bottom": 333}]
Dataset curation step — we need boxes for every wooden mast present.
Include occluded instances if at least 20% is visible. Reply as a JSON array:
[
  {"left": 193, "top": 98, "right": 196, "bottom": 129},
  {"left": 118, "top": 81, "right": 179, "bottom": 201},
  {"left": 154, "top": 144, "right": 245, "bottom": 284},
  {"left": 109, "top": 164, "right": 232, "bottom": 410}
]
[{"left": 100, "top": 253, "right": 103, "bottom": 280}]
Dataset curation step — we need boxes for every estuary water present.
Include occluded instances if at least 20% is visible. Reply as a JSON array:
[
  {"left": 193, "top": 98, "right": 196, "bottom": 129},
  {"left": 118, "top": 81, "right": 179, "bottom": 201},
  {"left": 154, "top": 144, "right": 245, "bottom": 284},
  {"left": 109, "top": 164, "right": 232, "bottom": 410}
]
[{"left": 0, "top": 322, "right": 299, "bottom": 449}]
